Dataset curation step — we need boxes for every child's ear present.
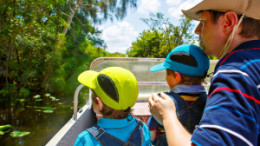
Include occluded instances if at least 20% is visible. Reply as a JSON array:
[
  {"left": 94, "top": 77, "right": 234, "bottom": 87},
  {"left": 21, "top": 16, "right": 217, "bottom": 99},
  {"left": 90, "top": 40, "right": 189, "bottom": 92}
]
[
  {"left": 175, "top": 72, "right": 182, "bottom": 83},
  {"left": 96, "top": 97, "right": 104, "bottom": 111}
]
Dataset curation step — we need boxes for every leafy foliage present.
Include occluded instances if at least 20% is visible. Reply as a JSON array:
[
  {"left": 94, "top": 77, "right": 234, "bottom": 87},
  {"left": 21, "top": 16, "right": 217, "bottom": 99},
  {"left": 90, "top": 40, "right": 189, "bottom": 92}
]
[
  {"left": 127, "top": 13, "right": 194, "bottom": 58},
  {"left": 0, "top": 0, "right": 131, "bottom": 106}
]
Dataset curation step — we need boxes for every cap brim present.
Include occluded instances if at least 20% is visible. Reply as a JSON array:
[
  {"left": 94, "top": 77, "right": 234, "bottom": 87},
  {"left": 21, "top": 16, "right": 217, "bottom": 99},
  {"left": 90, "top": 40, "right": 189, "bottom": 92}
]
[
  {"left": 78, "top": 70, "right": 98, "bottom": 89},
  {"left": 150, "top": 63, "right": 167, "bottom": 72}
]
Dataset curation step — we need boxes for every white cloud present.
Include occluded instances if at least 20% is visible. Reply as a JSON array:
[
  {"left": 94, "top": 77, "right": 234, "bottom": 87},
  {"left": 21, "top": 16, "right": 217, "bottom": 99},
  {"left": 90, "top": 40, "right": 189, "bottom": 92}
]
[
  {"left": 166, "top": 0, "right": 182, "bottom": 6},
  {"left": 98, "top": 0, "right": 204, "bottom": 54},
  {"left": 101, "top": 21, "right": 138, "bottom": 54},
  {"left": 168, "top": 0, "right": 203, "bottom": 19},
  {"left": 138, "top": 0, "right": 161, "bottom": 14}
]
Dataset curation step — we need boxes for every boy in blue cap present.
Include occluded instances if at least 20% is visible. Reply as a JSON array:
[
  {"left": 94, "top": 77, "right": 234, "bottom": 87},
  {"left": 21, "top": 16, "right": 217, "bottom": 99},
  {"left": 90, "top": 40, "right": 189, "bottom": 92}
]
[{"left": 148, "top": 44, "right": 209, "bottom": 145}]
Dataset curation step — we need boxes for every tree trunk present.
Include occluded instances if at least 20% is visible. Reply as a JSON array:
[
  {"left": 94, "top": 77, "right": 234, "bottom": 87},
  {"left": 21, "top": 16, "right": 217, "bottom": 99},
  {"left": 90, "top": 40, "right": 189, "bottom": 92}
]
[
  {"left": 40, "top": 0, "right": 83, "bottom": 89},
  {"left": 62, "top": 0, "right": 83, "bottom": 35}
]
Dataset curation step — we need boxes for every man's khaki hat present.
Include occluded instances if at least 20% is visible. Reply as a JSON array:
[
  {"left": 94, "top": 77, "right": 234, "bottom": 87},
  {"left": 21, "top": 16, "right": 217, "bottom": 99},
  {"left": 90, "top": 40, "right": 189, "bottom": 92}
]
[{"left": 182, "top": 0, "right": 260, "bottom": 20}]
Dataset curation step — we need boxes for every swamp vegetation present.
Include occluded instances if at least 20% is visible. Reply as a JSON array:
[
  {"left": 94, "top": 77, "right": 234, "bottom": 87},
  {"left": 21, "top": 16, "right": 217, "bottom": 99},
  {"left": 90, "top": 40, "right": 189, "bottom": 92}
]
[{"left": 0, "top": 0, "right": 201, "bottom": 145}]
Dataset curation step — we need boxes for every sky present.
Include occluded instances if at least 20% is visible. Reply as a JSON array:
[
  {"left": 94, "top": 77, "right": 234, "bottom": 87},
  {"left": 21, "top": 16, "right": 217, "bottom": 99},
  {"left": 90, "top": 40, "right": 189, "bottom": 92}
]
[{"left": 96, "top": 0, "right": 203, "bottom": 54}]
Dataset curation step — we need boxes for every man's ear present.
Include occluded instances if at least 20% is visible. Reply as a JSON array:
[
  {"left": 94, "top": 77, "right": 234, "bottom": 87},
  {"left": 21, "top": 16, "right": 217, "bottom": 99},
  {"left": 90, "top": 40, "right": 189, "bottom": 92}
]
[
  {"left": 96, "top": 97, "right": 103, "bottom": 111},
  {"left": 223, "top": 11, "right": 238, "bottom": 34},
  {"left": 174, "top": 72, "right": 182, "bottom": 83}
]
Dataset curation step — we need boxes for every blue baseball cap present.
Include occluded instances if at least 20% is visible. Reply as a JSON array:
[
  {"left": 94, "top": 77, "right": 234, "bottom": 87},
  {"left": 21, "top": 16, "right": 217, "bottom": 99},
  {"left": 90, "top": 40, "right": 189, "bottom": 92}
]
[{"left": 150, "top": 44, "right": 209, "bottom": 77}]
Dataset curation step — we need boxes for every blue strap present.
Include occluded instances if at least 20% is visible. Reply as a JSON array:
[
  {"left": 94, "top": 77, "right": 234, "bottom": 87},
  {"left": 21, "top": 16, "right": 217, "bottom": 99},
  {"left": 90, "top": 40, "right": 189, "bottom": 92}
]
[
  {"left": 125, "top": 118, "right": 143, "bottom": 145},
  {"left": 87, "top": 125, "right": 124, "bottom": 145}
]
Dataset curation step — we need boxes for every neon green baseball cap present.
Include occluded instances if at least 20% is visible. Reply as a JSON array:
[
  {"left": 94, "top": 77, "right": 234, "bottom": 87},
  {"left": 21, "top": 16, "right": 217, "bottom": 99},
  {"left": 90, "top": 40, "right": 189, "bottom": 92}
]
[{"left": 78, "top": 67, "right": 139, "bottom": 110}]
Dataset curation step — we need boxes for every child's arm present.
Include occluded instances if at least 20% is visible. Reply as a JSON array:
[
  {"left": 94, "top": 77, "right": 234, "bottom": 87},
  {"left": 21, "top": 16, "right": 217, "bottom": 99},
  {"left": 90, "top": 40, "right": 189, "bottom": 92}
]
[
  {"left": 150, "top": 129, "right": 156, "bottom": 141},
  {"left": 147, "top": 116, "right": 159, "bottom": 142}
]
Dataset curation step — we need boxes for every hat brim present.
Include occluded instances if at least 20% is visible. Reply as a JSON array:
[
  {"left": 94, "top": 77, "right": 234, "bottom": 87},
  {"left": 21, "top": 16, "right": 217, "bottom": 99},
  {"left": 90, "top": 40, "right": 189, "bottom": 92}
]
[
  {"left": 78, "top": 70, "right": 98, "bottom": 89},
  {"left": 182, "top": 0, "right": 214, "bottom": 21},
  {"left": 150, "top": 63, "right": 167, "bottom": 72},
  {"left": 182, "top": 0, "right": 253, "bottom": 21}
]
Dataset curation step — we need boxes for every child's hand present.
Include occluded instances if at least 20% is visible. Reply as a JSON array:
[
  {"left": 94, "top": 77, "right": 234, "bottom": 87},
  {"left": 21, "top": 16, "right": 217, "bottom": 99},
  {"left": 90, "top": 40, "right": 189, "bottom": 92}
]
[{"left": 148, "top": 92, "right": 177, "bottom": 125}]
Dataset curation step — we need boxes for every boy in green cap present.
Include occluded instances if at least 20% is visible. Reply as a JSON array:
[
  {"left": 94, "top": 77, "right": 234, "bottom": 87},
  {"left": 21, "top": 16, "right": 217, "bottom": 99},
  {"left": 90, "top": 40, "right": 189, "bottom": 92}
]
[{"left": 74, "top": 67, "right": 151, "bottom": 146}]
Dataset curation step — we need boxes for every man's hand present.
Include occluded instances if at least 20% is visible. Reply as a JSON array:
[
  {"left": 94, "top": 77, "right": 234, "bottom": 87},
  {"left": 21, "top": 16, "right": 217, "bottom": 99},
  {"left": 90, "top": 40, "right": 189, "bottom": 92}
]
[
  {"left": 149, "top": 92, "right": 192, "bottom": 146},
  {"left": 148, "top": 92, "right": 177, "bottom": 125}
]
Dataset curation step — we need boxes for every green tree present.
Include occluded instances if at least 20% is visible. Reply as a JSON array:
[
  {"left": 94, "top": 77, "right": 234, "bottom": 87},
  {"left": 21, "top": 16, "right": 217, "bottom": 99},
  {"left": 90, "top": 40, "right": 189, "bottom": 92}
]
[
  {"left": 40, "top": 0, "right": 138, "bottom": 90},
  {"left": 0, "top": 0, "right": 137, "bottom": 106},
  {"left": 127, "top": 12, "right": 194, "bottom": 57},
  {"left": 126, "top": 30, "right": 163, "bottom": 57},
  {"left": 0, "top": 0, "right": 66, "bottom": 105}
]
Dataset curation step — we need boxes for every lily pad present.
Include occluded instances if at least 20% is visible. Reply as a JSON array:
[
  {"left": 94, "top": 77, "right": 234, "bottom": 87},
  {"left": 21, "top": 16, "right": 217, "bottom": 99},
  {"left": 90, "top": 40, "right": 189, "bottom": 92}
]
[
  {"left": 42, "top": 106, "right": 52, "bottom": 110},
  {"left": 54, "top": 98, "right": 60, "bottom": 101},
  {"left": 33, "top": 95, "right": 41, "bottom": 99},
  {"left": 49, "top": 96, "right": 56, "bottom": 101},
  {"left": 0, "top": 130, "right": 4, "bottom": 135},
  {"left": 35, "top": 109, "right": 42, "bottom": 112},
  {"left": 10, "top": 131, "right": 30, "bottom": 137},
  {"left": 43, "top": 109, "right": 54, "bottom": 113},
  {"left": 0, "top": 125, "right": 12, "bottom": 131},
  {"left": 17, "top": 99, "right": 25, "bottom": 102},
  {"left": 35, "top": 99, "right": 43, "bottom": 102},
  {"left": 45, "top": 93, "right": 51, "bottom": 97}
]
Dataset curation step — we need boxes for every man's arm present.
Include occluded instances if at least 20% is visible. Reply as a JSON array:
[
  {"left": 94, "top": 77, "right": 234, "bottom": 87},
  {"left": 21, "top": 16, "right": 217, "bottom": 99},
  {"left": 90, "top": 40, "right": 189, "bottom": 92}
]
[{"left": 149, "top": 93, "right": 192, "bottom": 146}]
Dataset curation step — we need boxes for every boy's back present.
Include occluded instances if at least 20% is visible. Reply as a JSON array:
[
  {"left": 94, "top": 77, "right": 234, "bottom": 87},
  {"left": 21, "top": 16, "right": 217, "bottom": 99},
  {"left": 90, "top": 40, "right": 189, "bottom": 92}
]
[
  {"left": 75, "top": 115, "right": 151, "bottom": 145},
  {"left": 148, "top": 44, "right": 210, "bottom": 145}
]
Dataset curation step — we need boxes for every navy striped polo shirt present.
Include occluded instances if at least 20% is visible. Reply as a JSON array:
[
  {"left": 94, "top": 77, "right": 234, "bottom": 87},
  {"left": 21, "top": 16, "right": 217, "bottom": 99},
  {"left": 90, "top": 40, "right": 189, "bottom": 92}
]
[{"left": 191, "top": 40, "right": 260, "bottom": 146}]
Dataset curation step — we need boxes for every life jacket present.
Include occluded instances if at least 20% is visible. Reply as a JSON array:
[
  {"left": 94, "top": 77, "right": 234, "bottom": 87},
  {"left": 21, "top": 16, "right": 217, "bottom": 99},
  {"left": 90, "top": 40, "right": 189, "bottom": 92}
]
[
  {"left": 152, "top": 92, "right": 207, "bottom": 146},
  {"left": 166, "top": 92, "right": 207, "bottom": 133}
]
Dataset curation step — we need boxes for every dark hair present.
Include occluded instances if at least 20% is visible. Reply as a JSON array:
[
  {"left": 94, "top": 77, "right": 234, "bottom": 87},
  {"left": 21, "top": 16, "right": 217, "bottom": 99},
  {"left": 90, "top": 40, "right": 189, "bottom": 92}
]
[
  {"left": 166, "top": 69, "right": 205, "bottom": 85},
  {"left": 207, "top": 10, "right": 260, "bottom": 39},
  {"left": 91, "top": 89, "right": 132, "bottom": 119},
  {"left": 91, "top": 90, "right": 113, "bottom": 116},
  {"left": 208, "top": 10, "right": 226, "bottom": 23}
]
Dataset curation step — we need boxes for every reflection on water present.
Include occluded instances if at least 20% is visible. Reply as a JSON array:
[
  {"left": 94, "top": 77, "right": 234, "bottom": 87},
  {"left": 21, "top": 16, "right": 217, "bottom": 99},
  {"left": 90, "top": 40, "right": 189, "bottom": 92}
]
[{"left": 0, "top": 99, "right": 72, "bottom": 146}]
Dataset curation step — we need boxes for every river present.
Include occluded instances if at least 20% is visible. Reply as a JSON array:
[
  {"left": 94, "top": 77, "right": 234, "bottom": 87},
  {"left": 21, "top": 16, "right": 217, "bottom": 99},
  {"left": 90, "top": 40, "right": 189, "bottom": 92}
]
[{"left": 0, "top": 97, "right": 74, "bottom": 146}]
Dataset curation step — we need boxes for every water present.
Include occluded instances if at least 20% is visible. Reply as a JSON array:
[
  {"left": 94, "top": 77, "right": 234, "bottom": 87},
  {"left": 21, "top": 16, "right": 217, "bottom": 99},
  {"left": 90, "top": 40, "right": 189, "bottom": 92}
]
[{"left": 0, "top": 99, "right": 73, "bottom": 146}]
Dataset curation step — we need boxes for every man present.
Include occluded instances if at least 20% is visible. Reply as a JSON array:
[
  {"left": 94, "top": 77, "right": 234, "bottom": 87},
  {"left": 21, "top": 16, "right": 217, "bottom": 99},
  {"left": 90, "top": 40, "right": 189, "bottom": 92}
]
[{"left": 149, "top": 0, "right": 260, "bottom": 145}]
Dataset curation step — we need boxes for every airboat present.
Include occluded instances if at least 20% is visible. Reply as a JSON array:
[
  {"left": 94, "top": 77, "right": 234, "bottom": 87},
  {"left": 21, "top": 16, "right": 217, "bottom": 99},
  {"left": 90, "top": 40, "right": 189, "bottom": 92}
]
[{"left": 46, "top": 57, "right": 217, "bottom": 146}]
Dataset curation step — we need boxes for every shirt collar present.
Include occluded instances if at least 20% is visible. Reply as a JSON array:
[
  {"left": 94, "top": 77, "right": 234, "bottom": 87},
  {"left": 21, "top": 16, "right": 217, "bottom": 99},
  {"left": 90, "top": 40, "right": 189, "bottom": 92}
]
[
  {"left": 170, "top": 85, "right": 206, "bottom": 94},
  {"left": 232, "top": 40, "right": 260, "bottom": 51},
  {"left": 97, "top": 114, "right": 135, "bottom": 129},
  {"left": 216, "top": 40, "right": 260, "bottom": 68}
]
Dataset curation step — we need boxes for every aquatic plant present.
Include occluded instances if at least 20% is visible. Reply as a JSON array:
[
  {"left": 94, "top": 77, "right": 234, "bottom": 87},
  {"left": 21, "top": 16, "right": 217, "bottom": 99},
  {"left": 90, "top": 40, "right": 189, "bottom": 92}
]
[
  {"left": 45, "top": 93, "right": 51, "bottom": 97},
  {"left": 42, "top": 106, "right": 54, "bottom": 113},
  {"left": 10, "top": 131, "right": 30, "bottom": 137},
  {"left": 33, "top": 95, "right": 41, "bottom": 99},
  {"left": 0, "top": 125, "right": 12, "bottom": 135}
]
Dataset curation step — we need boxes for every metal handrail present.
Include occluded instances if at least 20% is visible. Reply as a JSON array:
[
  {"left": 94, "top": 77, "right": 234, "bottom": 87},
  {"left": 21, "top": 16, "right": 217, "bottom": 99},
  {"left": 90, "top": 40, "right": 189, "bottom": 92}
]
[
  {"left": 90, "top": 57, "right": 165, "bottom": 69},
  {"left": 73, "top": 84, "right": 85, "bottom": 120},
  {"left": 137, "top": 81, "right": 167, "bottom": 86}
]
